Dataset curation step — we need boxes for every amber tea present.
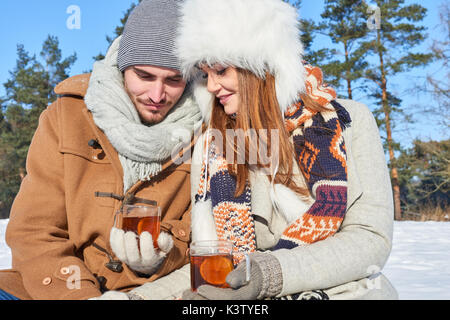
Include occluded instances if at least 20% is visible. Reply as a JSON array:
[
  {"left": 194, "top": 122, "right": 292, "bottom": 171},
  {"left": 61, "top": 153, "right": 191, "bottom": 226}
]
[
  {"left": 190, "top": 254, "right": 234, "bottom": 291},
  {"left": 189, "top": 240, "right": 235, "bottom": 292},
  {"left": 117, "top": 204, "right": 161, "bottom": 249},
  {"left": 122, "top": 215, "right": 160, "bottom": 248}
]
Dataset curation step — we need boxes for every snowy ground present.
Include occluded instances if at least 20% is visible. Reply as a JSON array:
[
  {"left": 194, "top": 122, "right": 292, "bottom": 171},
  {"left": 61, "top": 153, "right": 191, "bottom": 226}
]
[
  {"left": 382, "top": 221, "right": 450, "bottom": 299},
  {"left": 0, "top": 220, "right": 11, "bottom": 271},
  {"left": 1, "top": 219, "right": 449, "bottom": 299}
]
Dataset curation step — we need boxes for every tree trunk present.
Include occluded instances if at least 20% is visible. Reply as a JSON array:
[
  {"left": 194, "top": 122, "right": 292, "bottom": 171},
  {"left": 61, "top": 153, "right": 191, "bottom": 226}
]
[
  {"left": 377, "top": 30, "right": 402, "bottom": 220},
  {"left": 344, "top": 41, "right": 353, "bottom": 100},
  {"left": 383, "top": 101, "right": 402, "bottom": 220}
]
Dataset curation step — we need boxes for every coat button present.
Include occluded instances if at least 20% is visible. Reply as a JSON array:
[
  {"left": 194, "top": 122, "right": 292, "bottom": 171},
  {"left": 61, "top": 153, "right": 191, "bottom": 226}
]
[
  {"left": 178, "top": 229, "right": 186, "bottom": 237},
  {"left": 42, "top": 277, "right": 52, "bottom": 285},
  {"left": 60, "top": 267, "right": 70, "bottom": 275}
]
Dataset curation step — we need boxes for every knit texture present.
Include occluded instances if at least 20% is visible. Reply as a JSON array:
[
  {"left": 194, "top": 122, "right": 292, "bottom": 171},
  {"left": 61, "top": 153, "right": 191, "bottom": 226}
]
[
  {"left": 118, "top": 0, "right": 182, "bottom": 72},
  {"left": 199, "top": 141, "right": 256, "bottom": 265},
  {"left": 274, "top": 63, "right": 350, "bottom": 248},
  {"left": 194, "top": 63, "right": 351, "bottom": 257},
  {"left": 251, "top": 252, "right": 284, "bottom": 299}
]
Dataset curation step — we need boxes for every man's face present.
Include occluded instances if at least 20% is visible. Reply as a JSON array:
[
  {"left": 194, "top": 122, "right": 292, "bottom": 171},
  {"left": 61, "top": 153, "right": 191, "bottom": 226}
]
[{"left": 124, "top": 65, "right": 186, "bottom": 125}]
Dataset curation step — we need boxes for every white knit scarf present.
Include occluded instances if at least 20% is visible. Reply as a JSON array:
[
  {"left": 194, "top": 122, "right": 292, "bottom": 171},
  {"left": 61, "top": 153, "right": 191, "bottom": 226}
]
[{"left": 85, "top": 37, "right": 202, "bottom": 191}]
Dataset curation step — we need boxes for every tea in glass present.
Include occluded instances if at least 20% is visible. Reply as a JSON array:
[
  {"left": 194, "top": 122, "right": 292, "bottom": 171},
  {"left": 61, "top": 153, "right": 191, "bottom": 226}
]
[
  {"left": 117, "top": 204, "right": 161, "bottom": 248},
  {"left": 189, "top": 240, "right": 234, "bottom": 291}
]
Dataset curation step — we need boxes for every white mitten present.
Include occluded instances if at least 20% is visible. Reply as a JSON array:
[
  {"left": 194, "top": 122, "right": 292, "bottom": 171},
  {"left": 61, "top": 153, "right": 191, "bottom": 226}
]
[{"left": 110, "top": 227, "right": 174, "bottom": 275}]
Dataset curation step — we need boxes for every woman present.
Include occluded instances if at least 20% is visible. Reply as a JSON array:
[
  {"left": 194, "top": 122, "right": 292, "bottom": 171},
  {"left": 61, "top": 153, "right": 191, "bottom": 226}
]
[{"left": 124, "top": 0, "right": 398, "bottom": 300}]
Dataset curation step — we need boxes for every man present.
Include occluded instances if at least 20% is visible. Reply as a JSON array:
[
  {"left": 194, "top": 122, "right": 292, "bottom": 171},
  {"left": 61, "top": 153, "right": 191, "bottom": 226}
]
[{"left": 0, "top": 0, "right": 201, "bottom": 300}]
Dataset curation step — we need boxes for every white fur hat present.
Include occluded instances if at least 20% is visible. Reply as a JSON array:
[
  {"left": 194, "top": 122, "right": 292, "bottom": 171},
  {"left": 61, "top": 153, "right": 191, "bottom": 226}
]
[{"left": 175, "top": 0, "right": 306, "bottom": 118}]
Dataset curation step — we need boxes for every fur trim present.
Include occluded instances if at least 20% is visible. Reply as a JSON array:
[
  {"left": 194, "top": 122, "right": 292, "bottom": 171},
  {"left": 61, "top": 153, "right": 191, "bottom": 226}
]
[
  {"left": 192, "top": 77, "right": 213, "bottom": 123},
  {"left": 176, "top": 0, "right": 306, "bottom": 114},
  {"left": 191, "top": 200, "right": 218, "bottom": 242},
  {"left": 270, "top": 183, "right": 311, "bottom": 224}
]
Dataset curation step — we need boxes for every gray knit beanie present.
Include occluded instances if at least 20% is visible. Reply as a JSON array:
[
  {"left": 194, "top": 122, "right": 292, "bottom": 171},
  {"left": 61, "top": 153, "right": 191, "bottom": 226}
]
[{"left": 118, "top": 0, "right": 182, "bottom": 72}]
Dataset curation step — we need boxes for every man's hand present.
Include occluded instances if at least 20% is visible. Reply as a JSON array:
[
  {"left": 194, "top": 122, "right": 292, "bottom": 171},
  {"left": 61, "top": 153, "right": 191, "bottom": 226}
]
[{"left": 110, "top": 227, "right": 173, "bottom": 275}]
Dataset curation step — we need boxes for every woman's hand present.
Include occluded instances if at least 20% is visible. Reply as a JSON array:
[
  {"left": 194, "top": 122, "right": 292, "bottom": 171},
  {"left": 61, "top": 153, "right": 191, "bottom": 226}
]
[{"left": 182, "top": 252, "right": 282, "bottom": 300}]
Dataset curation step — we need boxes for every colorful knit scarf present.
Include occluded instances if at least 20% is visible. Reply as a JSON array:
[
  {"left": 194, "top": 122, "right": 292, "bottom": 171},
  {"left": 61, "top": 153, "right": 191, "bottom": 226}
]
[{"left": 194, "top": 64, "right": 351, "bottom": 262}]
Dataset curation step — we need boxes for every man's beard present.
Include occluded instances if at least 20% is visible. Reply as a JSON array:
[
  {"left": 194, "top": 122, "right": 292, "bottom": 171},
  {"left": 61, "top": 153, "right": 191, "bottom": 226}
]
[
  {"left": 137, "top": 103, "right": 166, "bottom": 125},
  {"left": 124, "top": 84, "right": 167, "bottom": 126}
]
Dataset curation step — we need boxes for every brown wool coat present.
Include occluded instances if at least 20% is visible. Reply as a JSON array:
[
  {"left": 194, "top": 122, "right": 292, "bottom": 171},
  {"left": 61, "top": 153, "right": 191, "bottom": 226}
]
[{"left": 0, "top": 74, "right": 196, "bottom": 300}]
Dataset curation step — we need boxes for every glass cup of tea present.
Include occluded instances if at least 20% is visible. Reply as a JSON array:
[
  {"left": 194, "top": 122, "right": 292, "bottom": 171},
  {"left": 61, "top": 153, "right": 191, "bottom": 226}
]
[
  {"left": 189, "top": 240, "right": 250, "bottom": 292},
  {"left": 115, "top": 204, "right": 161, "bottom": 249}
]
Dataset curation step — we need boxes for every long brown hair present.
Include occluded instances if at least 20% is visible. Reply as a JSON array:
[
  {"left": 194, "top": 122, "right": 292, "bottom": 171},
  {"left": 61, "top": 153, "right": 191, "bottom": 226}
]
[{"left": 210, "top": 68, "right": 326, "bottom": 198}]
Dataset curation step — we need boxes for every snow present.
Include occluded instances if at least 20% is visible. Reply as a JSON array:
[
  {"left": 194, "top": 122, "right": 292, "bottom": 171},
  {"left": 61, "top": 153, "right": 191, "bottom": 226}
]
[
  {"left": 382, "top": 221, "right": 450, "bottom": 300},
  {"left": 0, "top": 219, "right": 449, "bottom": 299},
  {"left": 0, "top": 219, "right": 11, "bottom": 271}
]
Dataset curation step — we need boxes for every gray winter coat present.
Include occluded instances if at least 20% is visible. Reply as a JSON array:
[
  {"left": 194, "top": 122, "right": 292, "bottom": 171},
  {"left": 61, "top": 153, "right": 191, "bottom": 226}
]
[{"left": 127, "top": 99, "right": 398, "bottom": 300}]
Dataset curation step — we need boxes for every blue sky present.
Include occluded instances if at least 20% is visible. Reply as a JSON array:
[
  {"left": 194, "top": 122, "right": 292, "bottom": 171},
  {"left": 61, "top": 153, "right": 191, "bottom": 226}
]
[{"left": 1, "top": 0, "right": 448, "bottom": 148}]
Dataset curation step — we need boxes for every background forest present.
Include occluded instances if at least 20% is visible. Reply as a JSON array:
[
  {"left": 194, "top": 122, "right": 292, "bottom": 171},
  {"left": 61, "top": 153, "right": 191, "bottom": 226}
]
[{"left": 1, "top": 0, "right": 448, "bottom": 220}]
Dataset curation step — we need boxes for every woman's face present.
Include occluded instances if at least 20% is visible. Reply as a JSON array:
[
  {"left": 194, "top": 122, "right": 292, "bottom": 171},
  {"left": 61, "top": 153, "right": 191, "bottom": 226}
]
[{"left": 200, "top": 64, "right": 239, "bottom": 115}]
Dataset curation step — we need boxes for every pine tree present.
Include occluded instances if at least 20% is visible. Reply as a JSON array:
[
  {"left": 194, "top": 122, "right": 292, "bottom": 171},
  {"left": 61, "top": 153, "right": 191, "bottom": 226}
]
[
  {"left": 41, "top": 35, "right": 77, "bottom": 92},
  {"left": 316, "top": 0, "right": 370, "bottom": 99},
  {"left": 0, "top": 36, "right": 76, "bottom": 218},
  {"left": 426, "top": 2, "right": 449, "bottom": 131},
  {"left": 361, "top": 0, "right": 434, "bottom": 220},
  {"left": 281, "top": 0, "right": 329, "bottom": 65},
  {"left": 397, "top": 139, "right": 450, "bottom": 212}
]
